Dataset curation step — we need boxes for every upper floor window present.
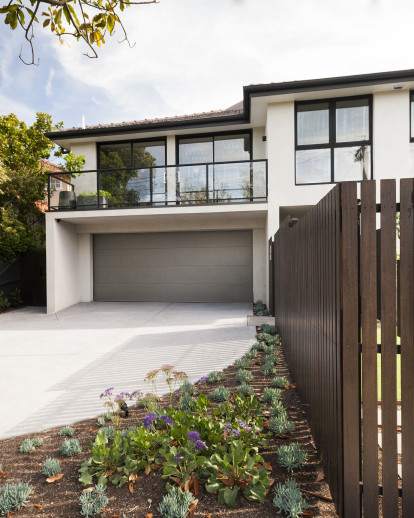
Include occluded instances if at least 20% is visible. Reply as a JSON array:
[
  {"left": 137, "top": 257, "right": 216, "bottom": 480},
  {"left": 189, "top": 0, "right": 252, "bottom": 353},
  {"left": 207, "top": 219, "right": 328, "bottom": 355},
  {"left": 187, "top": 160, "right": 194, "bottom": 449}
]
[
  {"left": 177, "top": 132, "right": 251, "bottom": 164},
  {"left": 98, "top": 139, "right": 166, "bottom": 169},
  {"left": 295, "top": 96, "right": 372, "bottom": 185}
]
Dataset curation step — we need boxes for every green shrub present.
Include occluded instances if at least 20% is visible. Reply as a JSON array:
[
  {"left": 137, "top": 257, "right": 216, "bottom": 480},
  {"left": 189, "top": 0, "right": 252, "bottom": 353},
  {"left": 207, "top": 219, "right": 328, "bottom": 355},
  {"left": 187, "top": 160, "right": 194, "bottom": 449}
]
[
  {"left": 273, "top": 478, "right": 309, "bottom": 518},
  {"left": 0, "top": 483, "right": 32, "bottom": 516},
  {"left": 9, "top": 288, "right": 23, "bottom": 308},
  {"left": 261, "top": 362, "right": 277, "bottom": 377},
  {"left": 157, "top": 486, "right": 195, "bottom": 518},
  {"left": 60, "top": 438, "right": 82, "bottom": 457},
  {"left": 257, "top": 332, "right": 274, "bottom": 342},
  {"left": 263, "top": 387, "right": 282, "bottom": 403},
  {"left": 0, "top": 291, "right": 10, "bottom": 312},
  {"left": 59, "top": 426, "right": 75, "bottom": 436},
  {"left": 272, "top": 376, "right": 289, "bottom": 388},
  {"left": 99, "top": 426, "right": 115, "bottom": 441},
  {"left": 269, "top": 416, "right": 295, "bottom": 436},
  {"left": 244, "top": 348, "right": 258, "bottom": 359},
  {"left": 277, "top": 443, "right": 308, "bottom": 473},
  {"left": 235, "top": 369, "right": 253, "bottom": 384},
  {"left": 251, "top": 341, "right": 263, "bottom": 351},
  {"left": 32, "top": 437, "right": 43, "bottom": 447},
  {"left": 180, "top": 380, "right": 196, "bottom": 396},
  {"left": 79, "top": 484, "right": 108, "bottom": 517},
  {"left": 178, "top": 393, "right": 195, "bottom": 411},
  {"left": 235, "top": 356, "right": 251, "bottom": 369},
  {"left": 209, "top": 386, "right": 230, "bottom": 403},
  {"left": 19, "top": 438, "right": 35, "bottom": 453},
  {"left": 42, "top": 457, "right": 62, "bottom": 477},
  {"left": 207, "top": 371, "right": 225, "bottom": 384},
  {"left": 270, "top": 402, "right": 288, "bottom": 420},
  {"left": 237, "top": 383, "right": 254, "bottom": 397},
  {"left": 261, "top": 323, "right": 277, "bottom": 335}
]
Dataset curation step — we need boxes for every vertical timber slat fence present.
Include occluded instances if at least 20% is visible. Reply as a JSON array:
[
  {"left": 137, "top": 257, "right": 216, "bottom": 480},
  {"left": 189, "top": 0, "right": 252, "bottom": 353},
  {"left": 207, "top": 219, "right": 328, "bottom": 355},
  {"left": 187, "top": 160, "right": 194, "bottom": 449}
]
[{"left": 272, "top": 179, "right": 414, "bottom": 517}]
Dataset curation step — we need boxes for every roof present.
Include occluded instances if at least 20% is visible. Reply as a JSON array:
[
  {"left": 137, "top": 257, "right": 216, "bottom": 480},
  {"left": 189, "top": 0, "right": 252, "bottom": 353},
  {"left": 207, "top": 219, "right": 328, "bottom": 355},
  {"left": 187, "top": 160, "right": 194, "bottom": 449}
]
[
  {"left": 40, "top": 159, "right": 65, "bottom": 173},
  {"left": 46, "top": 68, "right": 414, "bottom": 141}
]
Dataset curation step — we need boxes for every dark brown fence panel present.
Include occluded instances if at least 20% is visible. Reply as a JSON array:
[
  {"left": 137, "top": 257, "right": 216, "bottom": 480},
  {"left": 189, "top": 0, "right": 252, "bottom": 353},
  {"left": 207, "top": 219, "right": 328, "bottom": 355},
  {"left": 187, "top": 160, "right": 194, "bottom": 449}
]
[
  {"left": 273, "top": 184, "right": 344, "bottom": 514},
  {"left": 400, "top": 178, "right": 414, "bottom": 516},
  {"left": 340, "top": 182, "right": 361, "bottom": 518},
  {"left": 268, "top": 238, "right": 274, "bottom": 316},
  {"left": 20, "top": 251, "right": 46, "bottom": 306},
  {"left": 380, "top": 180, "right": 399, "bottom": 517}
]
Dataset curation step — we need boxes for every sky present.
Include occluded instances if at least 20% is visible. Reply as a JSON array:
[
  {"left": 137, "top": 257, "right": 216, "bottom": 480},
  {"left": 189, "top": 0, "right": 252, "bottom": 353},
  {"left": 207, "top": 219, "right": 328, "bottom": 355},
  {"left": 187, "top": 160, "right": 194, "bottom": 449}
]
[{"left": 1, "top": 0, "right": 414, "bottom": 131}]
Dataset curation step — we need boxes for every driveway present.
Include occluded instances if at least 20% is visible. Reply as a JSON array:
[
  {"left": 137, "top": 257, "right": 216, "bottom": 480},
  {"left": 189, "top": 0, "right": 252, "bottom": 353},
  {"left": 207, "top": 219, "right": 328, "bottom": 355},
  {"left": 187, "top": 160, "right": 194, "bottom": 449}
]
[{"left": 0, "top": 302, "right": 255, "bottom": 440}]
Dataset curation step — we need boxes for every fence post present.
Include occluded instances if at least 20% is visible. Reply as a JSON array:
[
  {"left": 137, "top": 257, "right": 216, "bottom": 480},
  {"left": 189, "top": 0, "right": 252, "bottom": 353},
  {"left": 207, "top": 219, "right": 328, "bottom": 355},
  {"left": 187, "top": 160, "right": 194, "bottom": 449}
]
[{"left": 340, "top": 182, "right": 361, "bottom": 517}]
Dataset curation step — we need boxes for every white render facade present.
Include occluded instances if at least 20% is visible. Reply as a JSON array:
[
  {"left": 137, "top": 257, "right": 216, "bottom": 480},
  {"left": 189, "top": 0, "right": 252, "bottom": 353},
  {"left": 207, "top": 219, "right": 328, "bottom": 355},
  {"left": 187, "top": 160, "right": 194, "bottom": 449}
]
[{"left": 45, "top": 70, "right": 414, "bottom": 313}]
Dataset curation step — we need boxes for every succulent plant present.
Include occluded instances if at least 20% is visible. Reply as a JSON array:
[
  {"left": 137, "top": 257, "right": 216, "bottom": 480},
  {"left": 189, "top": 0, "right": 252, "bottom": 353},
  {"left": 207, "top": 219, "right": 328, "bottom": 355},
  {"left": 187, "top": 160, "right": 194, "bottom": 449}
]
[
  {"left": 32, "top": 437, "right": 43, "bottom": 447},
  {"left": 235, "top": 368, "right": 254, "bottom": 384},
  {"left": 273, "top": 478, "right": 309, "bottom": 518},
  {"left": 19, "top": 438, "right": 35, "bottom": 453},
  {"left": 237, "top": 383, "right": 254, "bottom": 397},
  {"left": 277, "top": 443, "right": 308, "bottom": 473},
  {"left": 270, "top": 402, "right": 288, "bottom": 420},
  {"left": 60, "top": 438, "right": 82, "bottom": 457},
  {"left": 207, "top": 371, "right": 226, "bottom": 384},
  {"left": 0, "top": 482, "right": 32, "bottom": 516},
  {"left": 157, "top": 486, "right": 195, "bottom": 518},
  {"left": 269, "top": 416, "right": 295, "bottom": 436},
  {"left": 208, "top": 386, "right": 230, "bottom": 403},
  {"left": 244, "top": 348, "right": 258, "bottom": 359},
  {"left": 235, "top": 356, "right": 251, "bottom": 369},
  {"left": 263, "top": 387, "right": 282, "bottom": 403},
  {"left": 272, "top": 376, "right": 290, "bottom": 388},
  {"left": 79, "top": 484, "right": 108, "bottom": 517},
  {"left": 96, "top": 416, "right": 106, "bottom": 427},
  {"left": 256, "top": 332, "right": 274, "bottom": 342},
  {"left": 59, "top": 426, "right": 75, "bottom": 436},
  {"left": 42, "top": 457, "right": 62, "bottom": 477},
  {"left": 261, "top": 362, "right": 277, "bottom": 377},
  {"left": 261, "top": 323, "right": 278, "bottom": 335},
  {"left": 180, "top": 380, "right": 196, "bottom": 396},
  {"left": 99, "top": 426, "right": 115, "bottom": 441},
  {"left": 179, "top": 392, "right": 195, "bottom": 411}
]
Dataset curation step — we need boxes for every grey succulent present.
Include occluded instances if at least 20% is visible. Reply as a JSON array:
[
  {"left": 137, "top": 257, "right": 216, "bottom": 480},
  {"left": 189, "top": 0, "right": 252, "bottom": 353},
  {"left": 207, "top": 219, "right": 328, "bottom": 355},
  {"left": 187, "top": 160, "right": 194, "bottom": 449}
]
[
  {"left": 79, "top": 484, "right": 108, "bottom": 517},
  {"left": 157, "top": 486, "right": 195, "bottom": 518},
  {"left": 0, "top": 482, "right": 32, "bottom": 516},
  {"left": 273, "top": 478, "right": 309, "bottom": 518}
]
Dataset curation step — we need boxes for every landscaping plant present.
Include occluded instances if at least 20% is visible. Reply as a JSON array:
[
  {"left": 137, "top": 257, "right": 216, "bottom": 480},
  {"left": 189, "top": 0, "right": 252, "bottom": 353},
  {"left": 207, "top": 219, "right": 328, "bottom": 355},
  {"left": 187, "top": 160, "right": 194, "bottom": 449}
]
[
  {"left": 61, "top": 438, "right": 82, "bottom": 457},
  {"left": 277, "top": 443, "right": 308, "bottom": 473},
  {"left": 208, "top": 386, "right": 230, "bottom": 403},
  {"left": 58, "top": 426, "right": 75, "bottom": 436},
  {"left": 79, "top": 484, "right": 108, "bottom": 517},
  {"left": 207, "top": 370, "right": 225, "bottom": 384},
  {"left": 18, "top": 438, "right": 36, "bottom": 453},
  {"left": 272, "top": 376, "right": 290, "bottom": 388},
  {"left": 262, "top": 387, "right": 282, "bottom": 403},
  {"left": 0, "top": 482, "right": 32, "bottom": 516},
  {"left": 269, "top": 416, "right": 295, "bottom": 436},
  {"left": 157, "top": 486, "right": 195, "bottom": 518},
  {"left": 42, "top": 457, "right": 62, "bottom": 477},
  {"left": 234, "top": 356, "right": 251, "bottom": 369},
  {"left": 273, "top": 478, "right": 309, "bottom": 518},
  {"left": 261, "top": 361, "right": 277, "bottom": 377},
  {"left": 237, "top": 383, "right": 254, "bottom": 397},
  {"left": 235, "top": 368, "right": 254, "bottom": 384}
]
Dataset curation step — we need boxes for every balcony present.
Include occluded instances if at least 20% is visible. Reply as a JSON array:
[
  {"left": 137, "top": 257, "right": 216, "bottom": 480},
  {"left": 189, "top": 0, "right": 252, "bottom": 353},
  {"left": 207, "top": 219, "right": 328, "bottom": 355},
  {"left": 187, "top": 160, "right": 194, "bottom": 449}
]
[{"left": 47, "top": 160, "right": 268, "bottom": 211}]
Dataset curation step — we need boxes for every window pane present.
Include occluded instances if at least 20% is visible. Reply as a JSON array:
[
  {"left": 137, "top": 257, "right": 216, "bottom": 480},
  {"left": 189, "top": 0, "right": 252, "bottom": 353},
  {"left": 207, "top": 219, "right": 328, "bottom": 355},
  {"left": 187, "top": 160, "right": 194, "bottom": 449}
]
[
  {"left": 99, "top": 143, "right": 131, "bottom": 169},
  {"left": 133, "top": 141, "right": 165, "bottom": 167},
  {"left": 297, "top": 103, "right": 329, "bottom": 145},
  {"left": 336, "top": 99, "right": 369, "bottom": 143},
  {"left": 334, "top": 146, "right": 371, "bottom": 182},
  {"left": 179, "top": 137, "right": 213, "bottom": 164},
  {"left": 296, "top": 149, "right": 331, "bottom": 184},
  {"left": 178, "top": 165, "right": 208, "bottom": 204},
  {"left": 214, "top": 134, "right": 250, "bottom": 162}
]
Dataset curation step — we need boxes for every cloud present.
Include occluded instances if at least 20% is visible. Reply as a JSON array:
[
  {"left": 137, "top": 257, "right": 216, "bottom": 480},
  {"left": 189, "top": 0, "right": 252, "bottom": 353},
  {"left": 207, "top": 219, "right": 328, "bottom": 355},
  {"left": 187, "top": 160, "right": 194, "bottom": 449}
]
[{"left": 45, "top": 69, "right": 55, "bottom": 97}]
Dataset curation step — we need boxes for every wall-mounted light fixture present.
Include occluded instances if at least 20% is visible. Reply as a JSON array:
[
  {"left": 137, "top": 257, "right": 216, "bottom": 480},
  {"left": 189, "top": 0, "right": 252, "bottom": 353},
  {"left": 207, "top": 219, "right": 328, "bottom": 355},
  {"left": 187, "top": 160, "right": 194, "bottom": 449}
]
[{"left": 394, "top": 85, "right": 403, "bottom": 90}]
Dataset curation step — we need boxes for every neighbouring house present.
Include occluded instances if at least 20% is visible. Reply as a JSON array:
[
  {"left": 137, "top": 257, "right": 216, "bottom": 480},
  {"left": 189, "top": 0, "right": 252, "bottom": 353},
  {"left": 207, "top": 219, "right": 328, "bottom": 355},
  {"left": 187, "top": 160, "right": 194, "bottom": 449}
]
[
  {"left": 39, "top": 159, "right": 72, "bottom": 212},
  {"left": 44, "top": 69, "right": 414, "bottom": 314}
]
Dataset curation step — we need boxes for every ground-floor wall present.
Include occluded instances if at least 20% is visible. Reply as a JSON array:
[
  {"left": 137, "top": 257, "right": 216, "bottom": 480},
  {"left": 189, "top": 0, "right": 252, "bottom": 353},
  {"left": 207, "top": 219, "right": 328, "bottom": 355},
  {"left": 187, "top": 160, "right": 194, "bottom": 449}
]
[{"left": 46, "top": 206, "right": 268, "bottom": 313}]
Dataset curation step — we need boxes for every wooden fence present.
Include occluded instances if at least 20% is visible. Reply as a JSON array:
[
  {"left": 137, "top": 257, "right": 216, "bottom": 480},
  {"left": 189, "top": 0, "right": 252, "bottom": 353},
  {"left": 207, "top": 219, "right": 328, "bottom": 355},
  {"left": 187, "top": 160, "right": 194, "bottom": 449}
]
[{"left": 272, "top": 179, "right": 414, "bottom": 517}]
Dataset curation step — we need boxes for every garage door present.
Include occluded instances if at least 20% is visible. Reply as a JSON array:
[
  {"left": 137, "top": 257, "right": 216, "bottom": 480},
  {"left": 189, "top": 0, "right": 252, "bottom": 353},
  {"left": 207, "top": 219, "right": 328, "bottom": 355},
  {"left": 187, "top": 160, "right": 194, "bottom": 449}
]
[{"left": 93, "top": 231, "right": 253, "bottom": 302}]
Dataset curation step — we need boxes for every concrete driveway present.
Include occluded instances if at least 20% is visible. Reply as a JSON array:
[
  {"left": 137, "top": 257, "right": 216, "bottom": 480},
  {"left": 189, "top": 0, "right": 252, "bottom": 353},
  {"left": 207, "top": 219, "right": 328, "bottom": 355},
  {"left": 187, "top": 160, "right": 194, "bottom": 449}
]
[{"left": 0, "top": 302, "right": 255, "bottom": 440}]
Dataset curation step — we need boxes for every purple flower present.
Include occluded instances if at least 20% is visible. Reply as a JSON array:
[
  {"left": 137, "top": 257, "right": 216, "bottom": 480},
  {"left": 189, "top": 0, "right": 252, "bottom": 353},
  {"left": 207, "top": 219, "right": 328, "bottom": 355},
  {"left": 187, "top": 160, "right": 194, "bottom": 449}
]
[
  {"left": 193, "top": 440, "right": 207, "bottom": 451},
  {"left": 223, "top": 423, "right": 232, "bottom": 432},
  {"left": 115, "top": 393, "right": 124, "bottom": 401},
  {"left": 161, "top": 415, "right": 173, "bottom": 426},
  {"left": 236, "top": 420, "right": 252, "bottom": 431},
  {"left": 187, "top": 431, "right": 201, "bottom": 442},
  {"left": 143, "top": 413, "right": 158, "bottom": 429},
  {"left": 231, "top": 429, "right": 241, "bottom": 437},
  {"left": 100, "top": 386, "right": 114, "bottom": 399},
  {"left": 174, "top": 451, "right": 186, "bottom": 464},
  {"left": 198, "top": 376, "right": 208, "bottom": 383}
]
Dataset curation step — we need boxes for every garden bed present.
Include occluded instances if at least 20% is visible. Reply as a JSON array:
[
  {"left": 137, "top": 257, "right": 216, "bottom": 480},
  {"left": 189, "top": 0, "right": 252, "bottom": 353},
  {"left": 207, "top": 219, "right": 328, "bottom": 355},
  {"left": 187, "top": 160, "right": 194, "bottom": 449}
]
[{"left": 0, "top": 327, "right": 338, "bottom": 517}]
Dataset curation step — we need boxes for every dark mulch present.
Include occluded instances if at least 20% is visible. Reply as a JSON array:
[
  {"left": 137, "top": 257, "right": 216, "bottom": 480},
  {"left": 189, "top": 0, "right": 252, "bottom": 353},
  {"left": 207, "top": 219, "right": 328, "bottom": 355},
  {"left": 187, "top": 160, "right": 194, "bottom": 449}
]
[{"left": 0, "top": 331, "right": 338, "bottom": 518}]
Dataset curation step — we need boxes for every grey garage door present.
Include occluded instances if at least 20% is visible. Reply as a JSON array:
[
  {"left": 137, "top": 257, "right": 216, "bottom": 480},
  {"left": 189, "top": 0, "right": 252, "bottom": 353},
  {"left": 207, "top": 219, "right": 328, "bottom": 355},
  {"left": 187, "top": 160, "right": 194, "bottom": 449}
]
[{"left": 93, "top": 230, "right": 253, "bottom": 302}]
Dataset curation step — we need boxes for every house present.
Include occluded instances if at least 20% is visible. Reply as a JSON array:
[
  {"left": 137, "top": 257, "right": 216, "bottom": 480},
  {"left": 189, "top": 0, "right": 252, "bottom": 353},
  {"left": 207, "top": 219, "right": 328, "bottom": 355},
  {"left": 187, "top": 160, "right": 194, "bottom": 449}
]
[
  {"left": 39, "top": 159, "right": 72, "bottom": 213},
  {"left": 44, "top": 69, "right": 414, "bottom": 314}
]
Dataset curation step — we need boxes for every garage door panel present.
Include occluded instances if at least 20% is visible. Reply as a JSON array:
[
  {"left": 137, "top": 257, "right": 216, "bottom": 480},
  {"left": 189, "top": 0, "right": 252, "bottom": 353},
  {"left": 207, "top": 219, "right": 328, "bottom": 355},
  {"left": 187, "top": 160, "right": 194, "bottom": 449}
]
[
  {"left": 94, "top": 246, "right": 252, "bottom": 268},
  {"left": 93, "top": 231, "right": 252, "bottom": 302},
  {"left": 94, "top": 231, "right": 252, "bottom": 250},
  {"left": 94, "top": 282, "right": 251, "bottom": 303},
  {"left": 94, "top": 265, "right": 252, "bottom": 285}
]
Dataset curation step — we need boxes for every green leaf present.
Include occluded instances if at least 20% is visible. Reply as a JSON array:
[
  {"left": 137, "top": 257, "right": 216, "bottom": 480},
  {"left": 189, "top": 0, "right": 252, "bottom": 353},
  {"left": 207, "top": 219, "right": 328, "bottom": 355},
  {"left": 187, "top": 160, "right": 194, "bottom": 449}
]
[
  {"left": 43, "top": 18, "right": 50, "bottom": 27},
  {"left": 222, "top": 485, "right": 239, "bottom": 508}
]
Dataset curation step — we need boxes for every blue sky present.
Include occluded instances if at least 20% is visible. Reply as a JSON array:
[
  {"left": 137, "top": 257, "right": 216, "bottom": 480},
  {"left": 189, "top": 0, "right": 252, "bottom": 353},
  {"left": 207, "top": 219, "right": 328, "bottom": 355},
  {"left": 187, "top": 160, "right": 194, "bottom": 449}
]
[{"left": 1, "top": 0, "right": 414, "bottom": 130}]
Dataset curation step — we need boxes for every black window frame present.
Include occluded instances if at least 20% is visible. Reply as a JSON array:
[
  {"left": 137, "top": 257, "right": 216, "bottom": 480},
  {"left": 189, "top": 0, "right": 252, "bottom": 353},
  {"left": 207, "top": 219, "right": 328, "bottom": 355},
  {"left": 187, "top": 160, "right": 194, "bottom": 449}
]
[
  {"left": 176, "top": 129, "right": 253, "bottom": 165},
  {"left": 295, "top": 95, "right": 373, "bottom": 186},
  {"left": 410, "top": 91, "right": 414, "bottom": 141},
  {"left": 97, "top": 137, "right": 167, "bottom": 169}
]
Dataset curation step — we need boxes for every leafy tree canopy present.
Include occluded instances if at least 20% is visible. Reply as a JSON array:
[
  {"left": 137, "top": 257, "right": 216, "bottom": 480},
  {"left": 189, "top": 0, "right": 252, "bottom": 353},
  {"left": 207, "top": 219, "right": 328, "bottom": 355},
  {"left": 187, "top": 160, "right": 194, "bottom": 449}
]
[
  {"left": 0, "top": 0, "right": 158, "bottom": 64},
  {"left": 0, "top": 112, "right": 59, "bottom": 262}
]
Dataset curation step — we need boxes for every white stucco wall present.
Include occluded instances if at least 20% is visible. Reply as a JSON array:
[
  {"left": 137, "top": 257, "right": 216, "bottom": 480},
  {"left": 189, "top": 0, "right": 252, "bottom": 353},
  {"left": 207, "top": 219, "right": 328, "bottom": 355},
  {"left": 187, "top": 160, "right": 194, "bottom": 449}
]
[
  {"left": 70, "top": 141, "right": 98, "bottom": 194},
  {"left": 46, "top": 217, "right": 80, "bottom": 313},
  {"left": 252, "top": 228, "right": 266, "bottom": 302},
  {"left": 252, "top": 127, "right": 266, "bottom": 160}
]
